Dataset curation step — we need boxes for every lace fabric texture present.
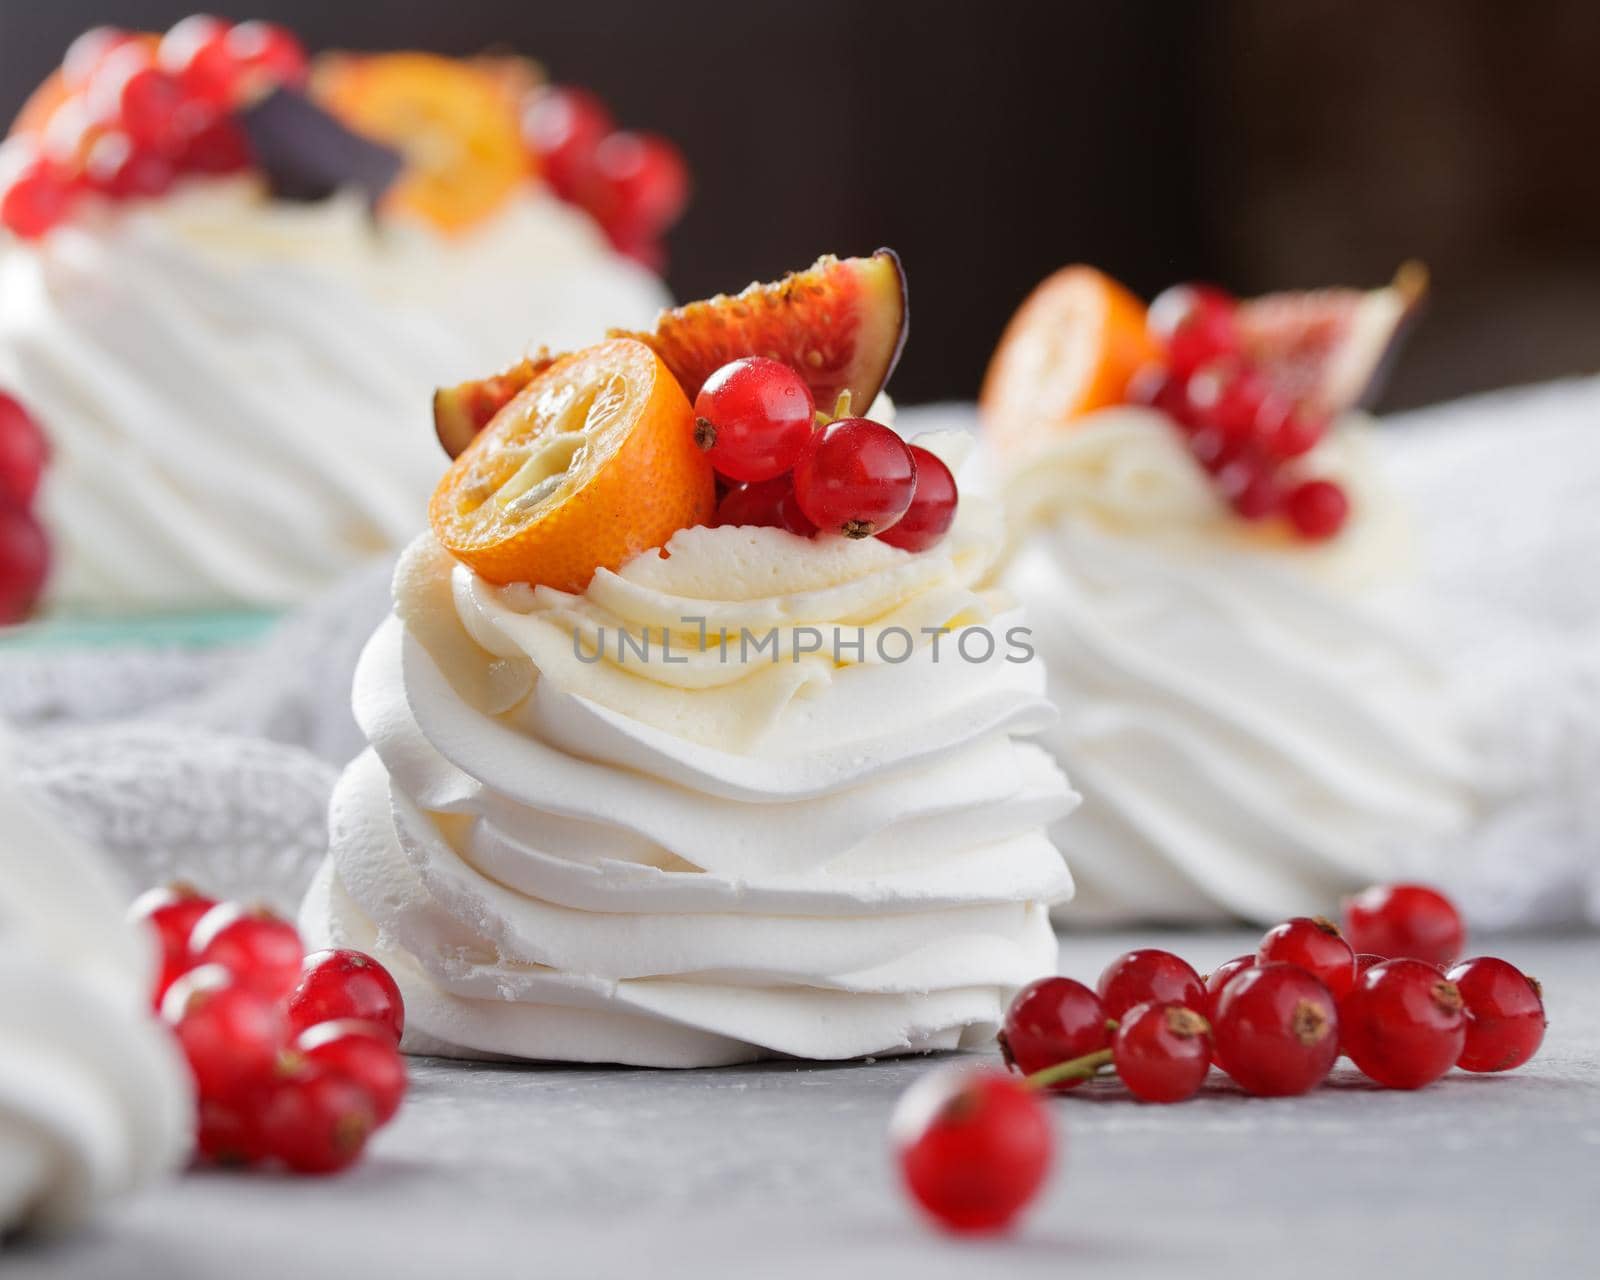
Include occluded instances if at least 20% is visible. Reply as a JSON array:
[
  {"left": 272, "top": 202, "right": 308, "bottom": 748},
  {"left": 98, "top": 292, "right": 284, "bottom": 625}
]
[
  {"left": 1, "top": 387, "right": 1596, "bottom": 927},
  {"left": 4, "top": 561, "right": 391, "bottom": 912},
  {"left": 1379, "top": 379, "right": 1600, "bottom": 929}
]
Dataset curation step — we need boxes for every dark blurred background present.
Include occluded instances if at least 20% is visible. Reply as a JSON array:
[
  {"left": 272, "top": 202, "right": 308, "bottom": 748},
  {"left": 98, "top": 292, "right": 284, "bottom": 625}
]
[{"left": 4, "top": 0, "right": 1598, "bottom": 406}]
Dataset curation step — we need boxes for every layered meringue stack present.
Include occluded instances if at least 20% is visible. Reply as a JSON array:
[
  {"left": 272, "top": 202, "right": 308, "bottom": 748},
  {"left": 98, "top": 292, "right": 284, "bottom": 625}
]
[
  {"left": 302, "top": 438, "right": 1078, "bottom": 1066},
  {"left": 0, "top": 730, "right": 190, "bottom": 1234},
  {"left": 997, "top": 406, "right": 1476, "bottom": 923},
  {"left": 0, "top": 180, "right": 666, "bottom": 612}
]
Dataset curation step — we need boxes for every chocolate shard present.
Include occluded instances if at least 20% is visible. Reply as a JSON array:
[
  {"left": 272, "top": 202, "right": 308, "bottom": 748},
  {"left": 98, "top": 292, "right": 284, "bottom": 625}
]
[{"left": 236, "top": 86, "right": 404, "bottom": 205}]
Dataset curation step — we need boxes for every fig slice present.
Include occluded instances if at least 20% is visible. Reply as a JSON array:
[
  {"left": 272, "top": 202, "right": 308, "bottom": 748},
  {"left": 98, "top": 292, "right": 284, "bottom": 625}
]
[
  {"left": 433, "top": 350, "right": 562, "bottom": 458},
  {"left": 618, "top": 249, "right": 908, "bottom": 408},
  {"left": 1237, "top": 261, "right": 1428, "bottom": 417}
]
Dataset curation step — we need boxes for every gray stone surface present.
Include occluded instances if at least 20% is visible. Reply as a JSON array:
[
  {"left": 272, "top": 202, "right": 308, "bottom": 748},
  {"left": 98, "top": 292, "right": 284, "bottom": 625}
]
[{"left": 12, "top": 931, "right": 1599, "bottom": 1279}]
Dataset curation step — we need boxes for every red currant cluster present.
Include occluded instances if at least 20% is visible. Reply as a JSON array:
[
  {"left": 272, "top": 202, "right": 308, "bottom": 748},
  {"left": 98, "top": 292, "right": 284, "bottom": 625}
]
[
  {"left": 0, "top": 18, "right": 308, "bottom": 239},
  {"left": 521, "top": 86, "right": 689, "bottom": 270},
  {"left": 695, "top": 357, "right": 958, "bottom": 551},
  {"left": 1135, "top": 284, "right": 1350, "bottom": 540},
  {"left": 130, "top": 883, "right": 407, "bottom": 1176},
  {"left": 0, "top": 392, "right": 51, "bottom": 624},
  {"left": 894, "top": 882, "right": 1548, "bottom": 1234}
]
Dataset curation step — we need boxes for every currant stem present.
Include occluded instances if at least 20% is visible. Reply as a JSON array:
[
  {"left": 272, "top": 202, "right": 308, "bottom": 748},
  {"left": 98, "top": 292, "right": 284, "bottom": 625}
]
[{"left": 1023, "top": 1047, "right": 1114, "bottom": 1090}]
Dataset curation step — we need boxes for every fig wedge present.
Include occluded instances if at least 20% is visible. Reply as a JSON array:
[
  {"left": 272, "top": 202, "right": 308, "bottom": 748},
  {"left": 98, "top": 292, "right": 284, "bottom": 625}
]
[
  {"left": 1237, "top": 261, "right": 1428, "bottom": 416},
  {"left": 619, "top": 249, "right": 907, "bottom": 408},
  {"left": 433, "top": 350, "right": 560, "bottom": 458}
]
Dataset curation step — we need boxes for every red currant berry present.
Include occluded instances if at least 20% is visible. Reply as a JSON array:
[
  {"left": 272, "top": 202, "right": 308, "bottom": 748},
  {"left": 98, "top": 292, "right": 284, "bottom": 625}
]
[
  {"left": 1148, "top": 284, "right": 1239, "bottom": 376},
  {"left": 257, "top": 1064, "right": 375, "bottom": 1175},
  {"left": 0, "top": 391, "right": 49, "bottom": 508},
  {"left": 587, "top": 131, "right": 689, "bottom": 243},
  {"left": 714, "top": 477, "right": 817, "bottom": 535},
  {"left": 1096, "top": 949, "right": 1205, "bottom": 1022},
  {"left": 161, "top": 964, "right": 283, "bottom": 1101},
  {"left": 714, "top": 476, "right": 791, "bottom": 529},
  {"left": 1340, "top": 958, "right": 1465, "bottom": 1089},
  {"left": 161, "top": 16, "right": 232, "bottom": 101},
  {"left": 1342, "top": 883, "right": 1464, "bottom": 968},
  {"left": 1354, "top": 953, "right": 1387, "bottom": 978},
  {"left": 0, "top": 144, "right": 75, "bottom": 239},
  {"left": 1216, "top": 454, "right": 1281, "bottom": 520},
  {"left": 891, "top": 1066, "right": 1051, "bottom": 1234},
  {"left": 775, "top": 486, "right": 818, "bottom": 537},
  {"left": 1203, "top": 954, "right": 1256, "bottom": 1020},
  {"left": 174, "top": 112, "right": 251, "bottom": 174},
  {"left": 189, "top": 902, "right": 303, "bottom": 1000},
  {"left": 611, "top": 235, "right": 666, "bottom": 273},
  {"left": 693, "top": 357, "right": 815, "bottom": 483},
  {"left": 877, "top": 445, "right": 959, "bottom": 552},
  {"left": 179, "top": 20, "right": 306, "bottom": 107},
  {"left": 1446, "top": 957, "right": 1546, "bottom": 1073},
  {"left": 999, "top": 976, "right": 1109, "bottom": 1091},
  {"left": 157, "top": 15, "right": 230, "bottom": 80},
  {"left": 64, "top": 27, "right": 142, "bottom": 90},
  {"left": 792, "top": 418, "right": 917, "bottom": 539},
  {"left": 228, "top": 22, "right": 308, "bottom": 90},
  {"left": 0, "top": 503, "right": 50, "bottom": 624},
  {"left": 1113, "top": 1001, "right": 1212, "bottom": 1103},
  {"left": 1258, "top": 403, "right": 1325, "bottom": 460},
  {"left": 86, "top": 44, "right": 189, "bottom": 154},
  {"left": 128, "top": 881, "right": 217, "bottom": 1007},
  {"left": 1285, "top": 478, "right": 1350, "bottom": 541},
  {"left": 522, "top": 86, "right": 613, "bottom": 202},
  {"left": 1212, "top": 963, "right": 1339, "bottom": 1096},
  {"left": 84, "top": 130, "right": 177, "bottom": 199},
  {"left": 1188, "top": 424, "right": 1247, "bottom": 473},
  {"left": 1257, "top": 916, "right": 1356, "bottom": 1000},
  {"left": 1185, "top": 361, "right": 1268, "bottom": 441},
  {"left": 196, "top": 1093, "right": 268, "bottom": 1165},
  {"left": 296, "top": 1020, "right": 407, "bottom": 1124},
  {"left": 285, "top": 949, "right": 405, "bottom": 1045},
  {"left": 1127, "top": 363, "right": 1185, "bottom": 419}
]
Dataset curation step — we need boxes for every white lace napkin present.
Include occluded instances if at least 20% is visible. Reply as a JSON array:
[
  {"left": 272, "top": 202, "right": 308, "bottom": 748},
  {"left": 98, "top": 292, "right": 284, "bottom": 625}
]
[
  {"left": 0, "top": 387, "right": 1595, "bottom": 928},
  {"left": 1384, "top": 380, "right": 1600, "bottom": 929},
  {"left": 3, "top": 560, "right": 392, "bottom": 912}
]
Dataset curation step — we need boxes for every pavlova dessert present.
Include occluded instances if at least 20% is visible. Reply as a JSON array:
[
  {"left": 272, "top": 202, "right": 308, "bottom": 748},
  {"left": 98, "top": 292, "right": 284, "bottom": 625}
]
[
  {"left": 301, "top": 252, "right": 1079, "bottom": 1066},
  {"left": 0, "top": 16, "right": 684, "bottom": 617},
  {"left": 981, "top": 265, "right": 1475, "bottom": 924}
]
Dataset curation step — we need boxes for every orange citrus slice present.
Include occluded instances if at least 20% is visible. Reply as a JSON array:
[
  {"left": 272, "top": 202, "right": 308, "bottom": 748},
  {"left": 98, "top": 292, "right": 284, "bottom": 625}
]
[
  {"left": 8, "top": 70, "right": 71, "bottom": 139},
  {"left": 980, "top": 266, "right": 1158, "bottom": 451},
  {"left": 429, "top": 338, "right": 715, "bottom": 591},
  {"left": 314, "top": 52, "right": 526, "bottom": 233}
]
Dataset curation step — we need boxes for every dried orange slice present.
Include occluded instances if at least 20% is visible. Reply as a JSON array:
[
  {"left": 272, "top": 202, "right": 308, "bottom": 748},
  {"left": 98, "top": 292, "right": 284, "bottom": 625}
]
[
  {"left": 980, "top": 266, "right": 1158, "bottom": 450},
  {"left": 314, "top": 52, "right": 526, "bottom": 233},
  {"left": 429, "top": 338, "right": 715, "bottom": 591}
]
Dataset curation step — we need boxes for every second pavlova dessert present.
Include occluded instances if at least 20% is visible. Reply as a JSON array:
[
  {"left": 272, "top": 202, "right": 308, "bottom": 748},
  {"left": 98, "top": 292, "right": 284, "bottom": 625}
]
[
  {"left": 0, "top": 16, "right": 684, "bottom": 617},
  {"left": 982, "top": 265, "right": 1476, "bottom": 924},
  {"left": 301, "top": 253, "right": 1078, "bottom": 1066}
]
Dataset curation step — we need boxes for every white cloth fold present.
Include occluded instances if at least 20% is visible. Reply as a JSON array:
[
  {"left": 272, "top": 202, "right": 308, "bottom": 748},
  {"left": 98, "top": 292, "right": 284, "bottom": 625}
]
[{"left": 0, "top": 728, "right": 192, "bottom": 1235}]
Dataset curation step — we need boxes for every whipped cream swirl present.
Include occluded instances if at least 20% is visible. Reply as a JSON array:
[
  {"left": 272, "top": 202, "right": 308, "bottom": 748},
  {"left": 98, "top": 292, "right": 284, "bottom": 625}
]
[
  {"left": 0, "top": 179, "right": 668, "bottom": 611},
  {"left": 997, "top": 406, "right": 1476, "bottom": 923},
  {"left": 302, "top": 441, "right": 1077, "bottom": 1065},
  {"left": 0, "top": 731, "right": 191, "bottom": 1234}
]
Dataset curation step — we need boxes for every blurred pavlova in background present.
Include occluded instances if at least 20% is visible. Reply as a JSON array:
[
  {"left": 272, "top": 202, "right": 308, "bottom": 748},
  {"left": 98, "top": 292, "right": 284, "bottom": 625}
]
[{"left": 0, "top": 17, "right": 685, "bottom": 617}]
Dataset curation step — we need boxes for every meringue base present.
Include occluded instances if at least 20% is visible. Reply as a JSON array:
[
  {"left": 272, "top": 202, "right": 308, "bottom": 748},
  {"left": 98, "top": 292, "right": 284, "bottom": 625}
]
[{"left": 302, "top": 749, "right": 1062, "bottom": 1068}]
